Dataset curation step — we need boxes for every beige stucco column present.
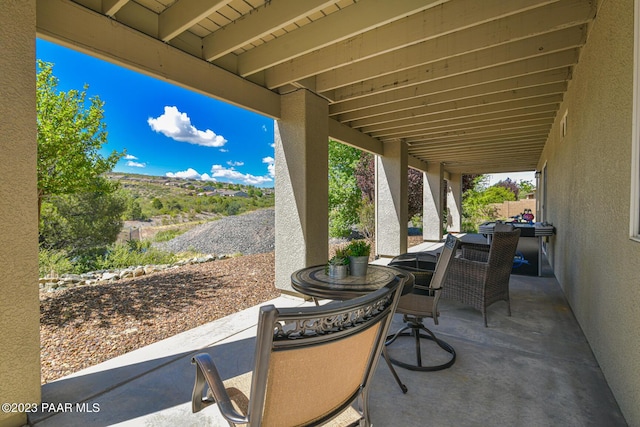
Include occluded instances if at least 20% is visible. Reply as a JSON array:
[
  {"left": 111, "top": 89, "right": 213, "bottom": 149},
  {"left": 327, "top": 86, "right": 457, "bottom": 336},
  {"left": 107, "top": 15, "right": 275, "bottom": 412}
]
[
  {"left": 375, "top": 141, "right": 408, "bottom": 257},
  {"left": 274, "top": 89, "right": 329, "bottom": 292},
  {"left": 0, "top": 2, "right": 41, "bottom": 427},
  {"left": 423, "top": 163, "right": 444, "bottom": 241},
  {"left": 446, "top": 173, "right": 462, "bottom": 233}
]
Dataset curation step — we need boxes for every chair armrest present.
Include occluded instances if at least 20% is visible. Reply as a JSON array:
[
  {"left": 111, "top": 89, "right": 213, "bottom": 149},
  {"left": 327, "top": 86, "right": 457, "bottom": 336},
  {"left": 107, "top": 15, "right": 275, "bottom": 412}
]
[
  {"left": 413, "top": 283, "right": 438, "bottom": 296},
  {"left": 448, "top": 257, "right": 490, "bottom": 285},
  {"left": 192, "top": 353, "right": 249, "bottom": 424}
]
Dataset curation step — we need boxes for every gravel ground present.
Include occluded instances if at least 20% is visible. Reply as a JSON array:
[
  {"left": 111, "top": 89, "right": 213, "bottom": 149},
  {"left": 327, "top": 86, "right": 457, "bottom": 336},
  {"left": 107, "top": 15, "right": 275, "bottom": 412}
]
[{"left": 155, "top": 208, "right": 275, "bottom": 255}]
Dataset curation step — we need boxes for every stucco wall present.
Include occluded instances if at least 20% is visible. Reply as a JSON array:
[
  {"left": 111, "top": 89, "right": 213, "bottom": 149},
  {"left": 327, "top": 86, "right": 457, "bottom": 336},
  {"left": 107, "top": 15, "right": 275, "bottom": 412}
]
[
  {"left": 538, "top": 0, "right": 640, "bottom": 424},
  {"left": 0, "top": 1, "right": 41, "bottom": 427}
]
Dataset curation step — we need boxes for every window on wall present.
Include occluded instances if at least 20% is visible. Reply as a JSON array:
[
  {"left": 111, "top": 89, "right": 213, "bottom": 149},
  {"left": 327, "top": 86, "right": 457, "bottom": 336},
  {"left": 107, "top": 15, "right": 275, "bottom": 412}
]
[{"left": 632, "top": 0, "right": 640, "bottom": 241}]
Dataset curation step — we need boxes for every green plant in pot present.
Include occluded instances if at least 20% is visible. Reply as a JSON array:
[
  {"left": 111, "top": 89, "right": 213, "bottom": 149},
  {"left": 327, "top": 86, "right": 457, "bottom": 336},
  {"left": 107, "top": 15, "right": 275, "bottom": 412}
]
[
  {"left": 326, "top": 247, "right": 349, "bottom": 279},
  {"left": 345, "top": 240, "right": 371, "bottom": 277}
]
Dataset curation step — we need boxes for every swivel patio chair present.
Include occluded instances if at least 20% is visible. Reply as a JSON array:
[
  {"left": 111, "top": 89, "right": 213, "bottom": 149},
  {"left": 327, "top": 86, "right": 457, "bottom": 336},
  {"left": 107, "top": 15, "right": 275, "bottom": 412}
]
[
  {"left": 386, "top": 234, "right": 461, "bottom": 371},
  {"left": 191, "top": 273, "right": 407, "bottom": 427},
  {"left": 442, "top": 228, "right": 521, "bottom": 327}
]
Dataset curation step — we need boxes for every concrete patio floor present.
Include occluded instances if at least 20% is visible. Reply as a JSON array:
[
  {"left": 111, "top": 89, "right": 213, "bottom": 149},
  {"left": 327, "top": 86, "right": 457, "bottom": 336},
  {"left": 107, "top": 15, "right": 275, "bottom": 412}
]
[{"left": 28, "top": 252, "right": 627, "bottom": 426}]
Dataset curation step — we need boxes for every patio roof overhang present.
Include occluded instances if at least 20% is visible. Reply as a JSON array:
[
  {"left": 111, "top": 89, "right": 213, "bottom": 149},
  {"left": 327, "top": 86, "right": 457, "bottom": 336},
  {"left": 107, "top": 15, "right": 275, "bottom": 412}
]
[{"left": 35, "top": 0, "right": 596, "bottom": 175}]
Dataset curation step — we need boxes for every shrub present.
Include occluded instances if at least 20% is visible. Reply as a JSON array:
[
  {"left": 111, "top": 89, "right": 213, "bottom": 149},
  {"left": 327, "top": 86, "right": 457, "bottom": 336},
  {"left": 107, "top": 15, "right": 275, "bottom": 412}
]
[
  {"left": 152, "top": 229, "right": 186, "bottom": 242},
  {"left": 38, "top": 248, "right": 74, "bottom": 277},
  {"left": 99, "top": 241, "right": 176, "bottom": 269},
  {"left": 357, "top": 200, "right": 376, "bottom": 240}
]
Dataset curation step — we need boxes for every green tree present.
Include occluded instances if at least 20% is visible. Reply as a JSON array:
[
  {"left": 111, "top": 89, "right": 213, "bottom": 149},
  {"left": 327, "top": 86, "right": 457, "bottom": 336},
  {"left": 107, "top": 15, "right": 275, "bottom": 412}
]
[
  {"left": 36, "top": 60, "right": 122, "bottom": 218},
  {"left": 355, "top": 152, "right": 424, "bottom": 221},
  {"left": 151, "top": 197, "right": 164, "bottom": 210},
  {"left": 407, "top": 168, "right": 423, "bottom": 220},
  {"left": 461, "top": 176, "right": 516, "bottom": 232},
  {"left": 122, "top": 192, "right": 147, "bottom": 221},
  {"left": 517, "top": 179, "right": 536, "bottom": 198},
  {"left": 328, "top": 140, "right": 362, "bottom": 237},
  {"left": 39, "top": 178, "right": 126, "bottom": 256}
]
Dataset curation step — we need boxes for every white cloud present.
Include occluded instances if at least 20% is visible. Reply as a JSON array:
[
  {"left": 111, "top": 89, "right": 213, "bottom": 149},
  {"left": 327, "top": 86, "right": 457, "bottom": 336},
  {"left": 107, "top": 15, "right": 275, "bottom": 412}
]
[
  {"left": 127, "top": 161, "right": 146, "bottom": 168},
  {"left": 148, "top": 106, "right": 227, "bottom": 147},
  {"left": 227, "top": 160, "right": 244, "bottom": 167},
  {"left": 124, "top": 154, "right": 138, "bottom": 160},
  {"left": 262, "top": 156, "right": 275, "bottom": 177},
  {"left": 219, "top": 148, "right": 229, "bottom": 153},
  {"left": 165, "top": 168, "right": 216, "bottom": 181},
  {"left": 210, "top": 164, "right": 273, "bottom": 186}
]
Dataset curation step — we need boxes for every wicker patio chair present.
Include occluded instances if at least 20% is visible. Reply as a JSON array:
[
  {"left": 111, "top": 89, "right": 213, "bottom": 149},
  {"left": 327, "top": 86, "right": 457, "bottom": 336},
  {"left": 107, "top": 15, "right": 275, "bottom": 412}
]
[
  {"left": 386, "top": 234, "right": 461, "bottom": 371},
  {"left": 442, "top": 228, "right": 521, "bottom": 327},
  {"left": 191, "top": 273, "right": 407, "bottom": 427},
  {"left": 461, "top": 222, "right": 515, "bottom": 261}
]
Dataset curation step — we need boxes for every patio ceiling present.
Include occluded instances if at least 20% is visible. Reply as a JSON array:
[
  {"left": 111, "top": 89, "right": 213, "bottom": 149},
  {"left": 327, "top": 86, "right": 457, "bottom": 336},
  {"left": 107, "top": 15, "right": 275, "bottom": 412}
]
[{"left": 36, "top": 0, "right": 596, "bottom": 175}]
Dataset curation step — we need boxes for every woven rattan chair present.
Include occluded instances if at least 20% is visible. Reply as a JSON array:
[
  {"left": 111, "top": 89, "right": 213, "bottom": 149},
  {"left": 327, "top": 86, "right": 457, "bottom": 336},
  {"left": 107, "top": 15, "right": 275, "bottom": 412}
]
[
  {"left": 386, "top": 234, "right": 461, "bottom": 371},
  {"left": 443, "top": 228, "right": 521, "bottom": 327},
  {"left": 191, "top": 273, "right": 407, "bottom": 427}
]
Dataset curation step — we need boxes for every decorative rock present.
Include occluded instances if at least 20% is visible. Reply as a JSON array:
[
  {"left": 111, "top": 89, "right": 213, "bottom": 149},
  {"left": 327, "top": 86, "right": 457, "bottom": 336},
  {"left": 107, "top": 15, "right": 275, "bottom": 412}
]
[
  {"left": 144, "top": 265, "right": 160, "bottom": 275},
  {"left": 101, "top": 272, "right": 119, "bottom": 281},
  {"left": 39, "top": 253, "right": 222, "bottom": 290},
  {"left": 61, "top": 274, "right": 84, "bottom": 283}
]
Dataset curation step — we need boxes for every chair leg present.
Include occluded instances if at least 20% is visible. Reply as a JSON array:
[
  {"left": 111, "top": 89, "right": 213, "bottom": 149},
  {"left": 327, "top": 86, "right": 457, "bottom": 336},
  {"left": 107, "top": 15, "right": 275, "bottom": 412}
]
[
  {"left": 413, "top": 328, "right": 423, "bottom": 367},
  {"left": 381, "top": 347, "right": 408, "bottom": 393},
  {"left": 386, "top": 321, "right": 456, "bottom": 371}
]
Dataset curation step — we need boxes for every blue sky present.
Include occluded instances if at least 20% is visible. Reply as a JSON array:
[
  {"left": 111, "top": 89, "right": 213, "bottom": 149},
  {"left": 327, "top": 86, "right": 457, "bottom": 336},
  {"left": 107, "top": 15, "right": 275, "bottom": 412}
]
[{"left": 36, "top": 39, "right": 276, "bottom": 187}]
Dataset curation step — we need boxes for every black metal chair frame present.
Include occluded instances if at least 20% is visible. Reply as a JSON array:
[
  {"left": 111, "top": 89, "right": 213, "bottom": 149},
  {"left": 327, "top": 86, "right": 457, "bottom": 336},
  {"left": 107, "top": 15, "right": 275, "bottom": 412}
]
[{"left": 386, "top": 234, "right": 461, "bottom": 371}]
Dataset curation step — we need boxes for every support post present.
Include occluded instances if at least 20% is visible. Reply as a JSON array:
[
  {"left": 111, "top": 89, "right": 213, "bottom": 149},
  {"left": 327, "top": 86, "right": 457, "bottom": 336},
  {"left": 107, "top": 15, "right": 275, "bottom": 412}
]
[
  {"left": 0, "top": 2, "right": 41, "bottom": 427},
  {"left": 274, "top": 90, "right": 329, "bottom": 293},
  {"left": 446, "top": 173, "right": 462, "bottom": 233},
  {"left": 375, "top": 141, "right": 408, "bottom": 257},
  {"left": 423, "top": 163, "right": 444, "bottom": 241}
]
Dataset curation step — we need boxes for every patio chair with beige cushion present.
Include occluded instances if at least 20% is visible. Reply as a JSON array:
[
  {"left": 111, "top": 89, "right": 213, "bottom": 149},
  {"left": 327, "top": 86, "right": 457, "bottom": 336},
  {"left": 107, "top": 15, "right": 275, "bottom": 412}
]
[
  {"left": 386, "top": 234, "right": 461, "bottom": 371},
  {"left": 191, "top": 273, "right": 407, "bottom": 427},
  {"left": 443, "top": 227, "right": 521, "bottom": 327}
]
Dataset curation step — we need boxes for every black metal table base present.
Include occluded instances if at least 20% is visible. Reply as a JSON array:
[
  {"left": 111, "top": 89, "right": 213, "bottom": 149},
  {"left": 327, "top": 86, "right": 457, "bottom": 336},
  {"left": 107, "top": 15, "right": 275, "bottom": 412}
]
[{"left": 386, "top": 322, "right": 456, "bottom": 371}]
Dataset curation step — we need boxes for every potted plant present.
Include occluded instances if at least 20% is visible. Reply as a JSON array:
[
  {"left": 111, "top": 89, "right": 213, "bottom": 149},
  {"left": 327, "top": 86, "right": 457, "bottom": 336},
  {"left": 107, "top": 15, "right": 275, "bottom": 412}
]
[
  {"left": 345, "top": 240, "right": 371, "bottom": 277},
  {"left": 326, "top": 247, "right": 349, "bottom": 279}
]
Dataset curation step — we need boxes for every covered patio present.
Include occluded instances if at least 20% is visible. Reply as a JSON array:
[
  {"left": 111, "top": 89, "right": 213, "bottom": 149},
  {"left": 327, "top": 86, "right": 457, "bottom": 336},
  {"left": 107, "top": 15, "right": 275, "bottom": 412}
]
[
  {"left": 2, "top": 0, "right": 639, "bottom": 426},
  {"left": 27, "top": 254, "right": 626, "bottom": 426}
]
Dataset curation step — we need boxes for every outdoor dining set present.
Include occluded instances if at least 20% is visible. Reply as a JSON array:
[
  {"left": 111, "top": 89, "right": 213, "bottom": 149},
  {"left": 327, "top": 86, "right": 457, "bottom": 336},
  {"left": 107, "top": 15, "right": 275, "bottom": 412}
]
[{"left": 190, "top": 225, "right": 524, "bottom": 426}]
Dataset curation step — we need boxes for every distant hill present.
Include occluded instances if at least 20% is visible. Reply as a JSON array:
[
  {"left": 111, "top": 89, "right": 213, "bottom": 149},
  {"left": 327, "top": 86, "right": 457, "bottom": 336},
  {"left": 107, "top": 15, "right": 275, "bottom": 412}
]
[{"left": 106, "top": 172, "right": 274, "bottom": 226}]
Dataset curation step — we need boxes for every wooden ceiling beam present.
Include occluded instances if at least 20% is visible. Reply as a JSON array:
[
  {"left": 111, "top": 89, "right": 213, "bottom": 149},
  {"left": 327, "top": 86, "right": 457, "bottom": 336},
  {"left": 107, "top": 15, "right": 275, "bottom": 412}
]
[
  {"left": 370, "top": 107, "right": 557, "bottom": 138},
  {"left": 315, "top": 4, "right": 591, "bottom": 92},
  {"left": 238, "top": 0, "right": 444, "bottom": 76},
  {"left": 335, "top": 73, "right": 567, "bottom": 122},
  {"left": 330, "top": 47, "right": 578, "bottom": 103},
  {"left": 159, "top": 0, "right": 231, "bottom": 42},
  {"left": 203, "top": 0, "right": 337, "bottom": 61},
  {"left": 372, "top": 112, "right": 556, "bottom": 140},
  {"left": 352, "top": 87, "right": 565, "bottom": 131},
  {"left": 265, "top": 0, "right": 562, "bottom": 89}
]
